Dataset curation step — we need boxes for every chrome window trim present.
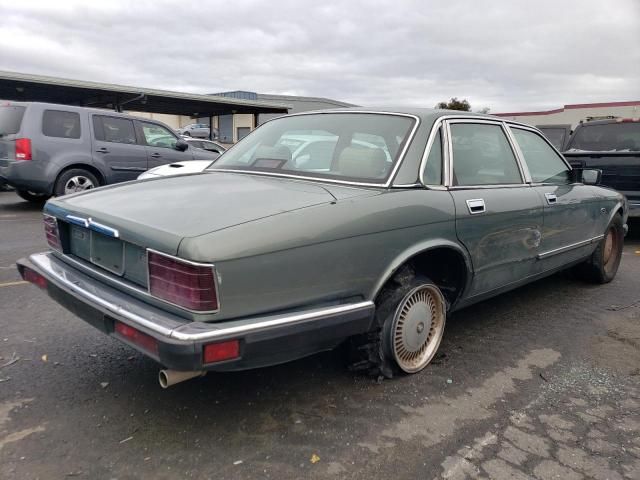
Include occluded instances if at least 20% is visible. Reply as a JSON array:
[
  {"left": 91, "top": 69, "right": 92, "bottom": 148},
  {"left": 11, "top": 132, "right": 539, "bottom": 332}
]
[
  {"left": 443, "top": 117, "right": 527, "bottom": 188},
  {"left": 448, "top": 184, "right": 534, "bottom": 191},
  {"left": 146, "top": 248, "right": 221, "bottom": 314},
  {"left": 502, "top": 122, "right": 533, "bottom": 183},
  {"left": 208, "top": 111, "right": 421, "bottom": 188},
  {"left": 537, "top": 234, "right": 604, "bottom": 260}
]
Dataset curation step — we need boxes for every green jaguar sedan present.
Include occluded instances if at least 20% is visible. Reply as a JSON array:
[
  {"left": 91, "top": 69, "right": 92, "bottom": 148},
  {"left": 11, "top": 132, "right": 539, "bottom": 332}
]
[{"left": 17, "top": 108, "right": 628, "bottom": 387}]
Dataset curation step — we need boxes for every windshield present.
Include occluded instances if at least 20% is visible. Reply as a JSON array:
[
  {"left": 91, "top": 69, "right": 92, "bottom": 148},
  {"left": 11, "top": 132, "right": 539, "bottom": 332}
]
[
  {"left": 208, "top": 113, "right": 416, "bottom": 184},
  {"left": 568, "top": 122, "right": 640, "bottom": 152},
  {"left": 0, "top": 106, "right": 26, "bottom": 136}
]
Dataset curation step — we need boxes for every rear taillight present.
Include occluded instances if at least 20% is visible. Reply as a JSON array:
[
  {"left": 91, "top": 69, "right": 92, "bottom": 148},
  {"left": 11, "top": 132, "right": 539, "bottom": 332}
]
[
  {"left": 203, "top": 340, "right": 240, "bottom": 364},
  {"left": 147, "top": 250, "right": 219, "bottom": 312},
  {"left": 114, "top": 321, "right": 159, "bottom": 355},
  {"left": 43, "top": 214, "right": 61, "bottom": 251},
  {"left": 15, "top": 138, "right": 32, "bottom": 160},
  {"left": 22, "top": 267, "right": 47, "bottom": 289}
]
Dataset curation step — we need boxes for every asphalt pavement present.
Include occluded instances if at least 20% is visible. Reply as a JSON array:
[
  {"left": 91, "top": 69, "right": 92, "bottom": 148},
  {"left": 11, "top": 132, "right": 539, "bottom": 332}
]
[{"left": 1, "top": 190, "right": 639, "bottom": 479}]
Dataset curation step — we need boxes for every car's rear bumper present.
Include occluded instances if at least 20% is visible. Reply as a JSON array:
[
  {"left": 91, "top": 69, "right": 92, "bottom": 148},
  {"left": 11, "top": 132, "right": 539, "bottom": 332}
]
[{"left": 17, "top": 252, "right": 375, "bottom": 371}]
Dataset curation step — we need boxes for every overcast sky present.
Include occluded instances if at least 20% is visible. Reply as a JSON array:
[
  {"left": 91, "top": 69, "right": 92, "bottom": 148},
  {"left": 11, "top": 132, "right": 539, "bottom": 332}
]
[{"left": 0, "top": 0, "right": 638, "bottom": 112}]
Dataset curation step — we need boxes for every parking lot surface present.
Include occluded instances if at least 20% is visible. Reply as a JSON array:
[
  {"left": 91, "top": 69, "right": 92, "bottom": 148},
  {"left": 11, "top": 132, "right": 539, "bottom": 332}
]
[{"left": 1, "top": 190, "right": 639, "bottom": 479}]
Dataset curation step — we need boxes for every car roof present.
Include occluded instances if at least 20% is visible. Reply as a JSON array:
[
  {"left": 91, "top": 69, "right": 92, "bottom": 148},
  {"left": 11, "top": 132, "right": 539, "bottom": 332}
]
[
  {"left": 1, "top": 100, "right": 158, "bottom": 122},
  {"left": 276, "top": 106, "right": 516, "bottom": 129}
]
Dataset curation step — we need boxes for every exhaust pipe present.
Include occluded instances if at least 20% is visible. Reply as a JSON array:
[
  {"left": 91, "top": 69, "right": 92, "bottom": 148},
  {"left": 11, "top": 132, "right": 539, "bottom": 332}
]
[{"left": 159, "top": 369, "right": 206, "bottom": 388}]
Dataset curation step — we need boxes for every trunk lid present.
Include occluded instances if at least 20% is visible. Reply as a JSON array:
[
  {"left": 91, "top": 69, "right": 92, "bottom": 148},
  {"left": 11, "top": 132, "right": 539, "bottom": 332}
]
[{"left": 47, "top": 172, "right": 341, "bottom": 255}]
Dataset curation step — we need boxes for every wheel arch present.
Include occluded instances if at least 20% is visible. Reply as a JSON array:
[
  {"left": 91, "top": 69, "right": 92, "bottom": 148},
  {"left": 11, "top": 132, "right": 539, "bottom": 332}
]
[
  {"left": 370, "top": 240, "right": 473, "bottom": 310},
  {"left": 52, "top": 163, "right": 106, "bottom": 194}
]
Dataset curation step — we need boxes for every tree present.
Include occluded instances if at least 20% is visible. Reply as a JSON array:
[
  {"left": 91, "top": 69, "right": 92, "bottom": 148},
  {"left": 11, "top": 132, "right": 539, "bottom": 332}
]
[{"left": 435, "top": 97, "right": 471, "bottom": 111}]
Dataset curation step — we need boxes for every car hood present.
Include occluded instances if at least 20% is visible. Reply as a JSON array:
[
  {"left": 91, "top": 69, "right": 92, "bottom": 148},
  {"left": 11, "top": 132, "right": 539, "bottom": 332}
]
[{"left": 45, "top": 172, "right": 369, "bottom": 254}]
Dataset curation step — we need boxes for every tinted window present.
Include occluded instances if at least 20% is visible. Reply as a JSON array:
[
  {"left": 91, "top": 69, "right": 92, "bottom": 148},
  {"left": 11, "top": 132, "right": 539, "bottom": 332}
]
[
  {"left": 141, "top": 122, "right": 177, "bottom": 149},
  {"left": 568, "top": 122, "right": 640, "bottom": 152},
  {"left": 537, "top": 127, "right": 567, "bottom": 151},
  {"left": 42, "top": 110, "right": 81, "bottom": 139},
  {"left": 511, "top": 128, "right": 570, "bottom": 184},
  {"left": 451, "top": 123, "right": 522, "bottom": 186},
  {"left": 0, "top": 106, "right": 26, "bottom": 135},
  {"left": 423, "top": 128, "right": 443, "bottom": 185},
  {"left": 188, "top": 141, "right": 203, "bottom": 149},
  {"left": 93, "top": 116, "right": 137, "bottom": 144},
  {"left": 210, "top": 113, "right": 415, "bottom": 184}
]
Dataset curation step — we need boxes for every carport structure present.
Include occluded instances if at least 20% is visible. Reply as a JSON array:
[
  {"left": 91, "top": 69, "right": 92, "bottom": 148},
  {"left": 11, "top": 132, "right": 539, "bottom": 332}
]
[{"left": 0, "top": 70, "right": 290, "bottom": 140}]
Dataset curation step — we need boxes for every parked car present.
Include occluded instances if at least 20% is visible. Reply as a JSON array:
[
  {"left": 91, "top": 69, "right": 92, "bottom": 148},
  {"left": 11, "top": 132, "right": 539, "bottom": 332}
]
[
  {"left": 0, "top": 102, "right": 219, "bottom": 202},
  {"left": 536, "top": 124, "right": 572, "bottom": 151},
  {"left": 563, "top": 117, "right": 640, "bottom": 218},
  {"left": 176, "top": 123, "right": 217, "bottom": 139},
  {"left": 18, "top": 108, "right": 627, "bottom": 388}
]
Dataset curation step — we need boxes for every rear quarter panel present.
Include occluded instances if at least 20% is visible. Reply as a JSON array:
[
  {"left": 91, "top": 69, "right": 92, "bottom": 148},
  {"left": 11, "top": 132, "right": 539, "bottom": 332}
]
[{"left": 179, "top": 189, "right": 458, "bottom": 321}]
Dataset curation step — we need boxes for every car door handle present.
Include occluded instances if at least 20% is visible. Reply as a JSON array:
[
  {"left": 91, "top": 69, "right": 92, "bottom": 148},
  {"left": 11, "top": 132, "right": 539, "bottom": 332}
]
[
  {"left": 150, "top": 153, "right": 161, "bottom": 158},
  {"left": 466, "top": 198, "right": 486, "bottom": 214},
  {"left": 96, "top": 147, "right": 109, "bottom": 154},
  {"left": 545, "top": 193, "right": 557, "bottom": 205}
]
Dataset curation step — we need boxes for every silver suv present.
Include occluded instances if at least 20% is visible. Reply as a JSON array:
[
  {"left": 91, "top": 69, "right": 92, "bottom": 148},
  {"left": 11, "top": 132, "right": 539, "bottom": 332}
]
[{"left": 0, "top": 102, "right": 219, "bottom": 202}]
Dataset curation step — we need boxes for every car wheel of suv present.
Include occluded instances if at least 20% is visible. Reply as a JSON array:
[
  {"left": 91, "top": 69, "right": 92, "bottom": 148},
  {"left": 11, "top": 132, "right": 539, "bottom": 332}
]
[
  {"left": 16, "top": 189, "right": 49, "bottom": 204},
  {"left": 54, "top": 169, "right": 99, "bottom": 196},
  {"left": 575, "top": 213, "right": 624, "bottom": 284},
  {"left": 183, "top": 131, "right": 191, "bottom": 137},
  {"left": 348, "top": 267, "right": 447, "bottom": 378}
]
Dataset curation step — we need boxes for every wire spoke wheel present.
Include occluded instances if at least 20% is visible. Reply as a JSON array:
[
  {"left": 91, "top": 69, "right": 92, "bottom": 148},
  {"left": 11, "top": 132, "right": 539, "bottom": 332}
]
[
  {"left": 391, "top": 284, "right": 446, "bottom": 373},
  {"left": 64, "top": 175, "right": 95, "bottom": 195}
]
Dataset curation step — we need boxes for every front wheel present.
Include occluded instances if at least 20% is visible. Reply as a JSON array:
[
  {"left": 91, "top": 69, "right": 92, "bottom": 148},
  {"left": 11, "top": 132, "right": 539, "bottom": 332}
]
[{"left": 575, "top": 214, "right": 624, "bottom": 283}]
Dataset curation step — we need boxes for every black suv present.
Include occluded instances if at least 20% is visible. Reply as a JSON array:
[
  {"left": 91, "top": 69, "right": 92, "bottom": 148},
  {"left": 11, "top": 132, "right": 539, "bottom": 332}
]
[
  {"left": 0, "top": 102, "right": 219, "bottom": 202},
  {"left": 564, "top": 117, "right": 640, "bottom": 218}
]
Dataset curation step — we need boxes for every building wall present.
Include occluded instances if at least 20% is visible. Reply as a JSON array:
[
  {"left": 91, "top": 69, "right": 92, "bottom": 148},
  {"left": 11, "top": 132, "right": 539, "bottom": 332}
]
[
  {"left": 126, "top": 111, "right": 194, "bottom": 129},
  {"left": 496, "top": 101, "right": 640, "bottom": 128}
]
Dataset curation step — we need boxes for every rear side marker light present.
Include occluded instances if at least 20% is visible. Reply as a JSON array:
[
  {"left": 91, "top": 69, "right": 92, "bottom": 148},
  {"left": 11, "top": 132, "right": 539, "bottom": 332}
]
[
  {"left": 43, "top": 214, "right": 62, "bottom": 251},
  {"left": 115, "top": 322, "right": 159, "bottom": 356},
  {"left": 203, "top": 340, "right": 240, "bottom": 364},
  {"left": 147, "top": 250, "right": 219, "bottom": 312},
  {"left": 15, "top": 138, "right": 32, "bottom": 160},
  {"left": 22, "top": 268, "right": 47, "bottom": 289}
]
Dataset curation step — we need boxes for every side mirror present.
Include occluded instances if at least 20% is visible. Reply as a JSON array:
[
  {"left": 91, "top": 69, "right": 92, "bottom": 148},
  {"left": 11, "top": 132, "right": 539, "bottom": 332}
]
[
  {"left": 581, "top": 168, "right": 602, "bottom": 185},
  {"left": 175, "top": 139, "right": 189, "bottom": 151}
]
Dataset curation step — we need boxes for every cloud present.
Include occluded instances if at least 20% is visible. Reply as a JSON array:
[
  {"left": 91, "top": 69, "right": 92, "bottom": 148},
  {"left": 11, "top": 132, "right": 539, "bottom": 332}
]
[{"left": 0, "top": 0, "right": 638, "bottom": 111}]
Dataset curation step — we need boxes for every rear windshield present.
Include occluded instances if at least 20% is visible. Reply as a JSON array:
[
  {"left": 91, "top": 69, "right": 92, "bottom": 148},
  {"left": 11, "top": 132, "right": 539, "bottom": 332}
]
[
  {"left": 208, "top": 113, "right": 416, "bottom": 185},
  {"left": 0, "top": 106, "right": 26, "bottom": 136},
  {"left": 568, "top": 122, "right": 640, "bottom": 152}
]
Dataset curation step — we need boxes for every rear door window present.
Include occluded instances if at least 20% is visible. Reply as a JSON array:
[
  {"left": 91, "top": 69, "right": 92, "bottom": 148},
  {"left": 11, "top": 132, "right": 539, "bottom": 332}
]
[
  {"left": 93, "top": 116, "right": 137, "bottom": 144},
  {"left": 511, "top": 128, "right": 570, "bottom": 184},
  {"left": 0, "top": 106, "right": 26, "bottom": 135},
  {"left": 42, "top": 110, "right": 81, "bottom": 139},
  {"left": 450, "top": 123, "right": 523, "bottom": 186}
]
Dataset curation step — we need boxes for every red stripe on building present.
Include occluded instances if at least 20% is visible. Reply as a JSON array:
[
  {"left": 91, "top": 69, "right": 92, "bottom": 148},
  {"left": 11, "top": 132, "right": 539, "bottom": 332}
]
[{"left": 495, "top": 100, "right": 640, "bottom": 117}]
